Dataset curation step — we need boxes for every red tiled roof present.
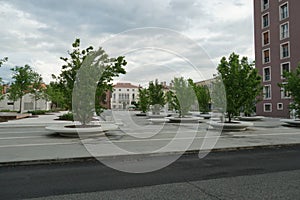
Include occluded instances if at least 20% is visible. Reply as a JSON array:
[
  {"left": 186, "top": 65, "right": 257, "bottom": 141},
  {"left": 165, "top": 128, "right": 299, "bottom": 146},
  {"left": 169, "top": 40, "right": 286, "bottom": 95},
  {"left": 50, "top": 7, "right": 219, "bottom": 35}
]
[{"left": 113, "top": 82, "right": 139, "bottom": 89}]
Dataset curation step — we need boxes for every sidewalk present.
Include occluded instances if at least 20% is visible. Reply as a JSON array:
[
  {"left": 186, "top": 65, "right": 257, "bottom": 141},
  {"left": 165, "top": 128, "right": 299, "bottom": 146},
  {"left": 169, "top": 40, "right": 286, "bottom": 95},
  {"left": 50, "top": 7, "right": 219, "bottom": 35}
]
[
  {"left": 0, "top": 113, "right": 299, "bottom": 166},
  {"left": 0, "top": 112, "right": 71, "bottom": 128}
]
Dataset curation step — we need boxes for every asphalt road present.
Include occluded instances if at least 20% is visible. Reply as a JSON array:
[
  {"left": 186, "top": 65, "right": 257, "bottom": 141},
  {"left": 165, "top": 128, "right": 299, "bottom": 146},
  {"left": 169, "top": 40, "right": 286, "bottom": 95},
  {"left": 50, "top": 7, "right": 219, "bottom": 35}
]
[{"left": 1, "top": 145, "right": 300, "bottom": 200}]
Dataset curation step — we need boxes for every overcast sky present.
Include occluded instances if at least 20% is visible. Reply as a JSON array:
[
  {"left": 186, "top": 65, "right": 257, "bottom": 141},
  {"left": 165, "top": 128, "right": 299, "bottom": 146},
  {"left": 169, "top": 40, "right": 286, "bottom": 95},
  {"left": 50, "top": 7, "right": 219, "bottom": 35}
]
[{"left": 0, "top": 0, "right": 254, "bottom": 85}]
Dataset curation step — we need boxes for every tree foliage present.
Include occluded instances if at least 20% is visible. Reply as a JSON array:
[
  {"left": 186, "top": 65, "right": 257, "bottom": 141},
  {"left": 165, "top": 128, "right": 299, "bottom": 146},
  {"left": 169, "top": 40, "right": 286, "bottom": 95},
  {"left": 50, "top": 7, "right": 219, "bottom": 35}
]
[
  {"left": 53, "top": 38, "right": 94, "bottom": 110},
  {"left": 10, "top": 65, "right": 37, "bottom": 113},
  {"left": 45, "top": 82, "right": 66, "bottom": 110},
  {"left": 165, "top": 90, "right": 180, "bottom": 112},
  {"left": 0, "top": 57, "right": 8, "bottom": 101},
  {"left": 188, "top": 79, "right": 211, "bottom": 113},
  {"left": 171, "top": 77, "right": 196, "bottom": 117},
  {"left": 280, "top": 64, "right": 300, "bottom": 118},
  {"left": 54, "top": 39, "right": 126, "bottom": 117},
  {"left": 217, "top": 53, "right": 262, "bottom": 122},
  {"left": 30, "top": 72, "right": 45, "bottom": 110},
  {"left": 148, "top": 79, "right": 165, "bottom": 115},
  {"left": 137, "top": 87, "right": 149, "bottom": 113},
  {"left": 148, "top": 79, "right": 165, "bottom": 106},
  {"left": 54, "top": 38, "right": 126, "bottom": 124}
]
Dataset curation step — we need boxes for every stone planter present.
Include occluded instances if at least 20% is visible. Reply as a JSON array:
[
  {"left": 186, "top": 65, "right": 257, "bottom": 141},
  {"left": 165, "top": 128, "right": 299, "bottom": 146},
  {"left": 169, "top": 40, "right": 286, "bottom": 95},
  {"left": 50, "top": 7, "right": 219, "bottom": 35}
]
[
  {"left": 280, "top": 119, "right": 300, "bottom": 127},
  {"left": 167, "top": 116, "right": 201, "bottom": 123},
  {"left": 148, "top": 118, "right": 170, "bottom": 124},
  {"left": 238, "top": 116, "right": 264, "bottom": 121},
  {"left": 208, "top": 121, "right": 253, "bottom": 131},
  {"left": 147, "top": 113, "right": 170, "bottom": 118},
  {"left": 200, "top": 114, "right": 211, "bottom": 119},
  {"left": 45, "top": 123, "right": 119, "bottom": 137},
  {"left": 136, "top": 112, "right": 147, "bottom": 117}
]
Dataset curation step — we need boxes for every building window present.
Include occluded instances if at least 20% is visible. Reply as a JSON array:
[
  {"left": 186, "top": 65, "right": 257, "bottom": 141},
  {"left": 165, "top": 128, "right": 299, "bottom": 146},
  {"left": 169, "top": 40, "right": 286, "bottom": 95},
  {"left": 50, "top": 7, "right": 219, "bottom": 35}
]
[
  {"left": 132, "top": 89, "right": 135, "bottom": 91},
  {"left": 262, "top": 49, "right": 270, "bottom": 63},
  {"left": 277, "top": 103, "right": 283, "bottom": 110},
  {"left": 280, "top": 3, "right": 289, "bottom": 20},
  {"left": 263, "top": 85, "right": 271, "bottom": 100},
  {"left": 281, "top": 83, "right": 291, "bottom": 99},
  {"left": 113, "top": 93, "right": 116, "bottom": 100},
  {"left": 280, "top": 42, "right": 290, "bottom": 59},
  {"left": 119, "top": 89, "right": 121, "bottom": 91},
  {"left": 7, "top": 102, "right": 14, "bottom": 106},
  {"left": 127, "top": 89, "right": 129, "bottom": 92},
  {"left": 262, "top": 31, "right": 270, "bottom": 46},
  {"left": 281, "top": 62, "right": 290, "bottom": 78},
  {"left": 262, "top": 13, "right": 269, "bottom": 28},
  {"left": 264, "top": 103, "right": 272, "bottom": 112},
  {"left": 263, "top": 67, "right": 271, "bottom": 82},
  {"left": 261, "top": 0, "right": 269, "bottom": 11},
  {"left": 280, "top": 22, "right": 289, "bottom": 40}
]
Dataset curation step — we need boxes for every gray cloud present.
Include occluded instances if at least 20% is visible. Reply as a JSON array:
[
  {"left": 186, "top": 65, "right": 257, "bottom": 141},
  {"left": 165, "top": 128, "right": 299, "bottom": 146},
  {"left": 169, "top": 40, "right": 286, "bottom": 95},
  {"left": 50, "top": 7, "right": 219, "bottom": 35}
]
[{"left": 0, "top": 0, "right": 254, "bottom": 83}]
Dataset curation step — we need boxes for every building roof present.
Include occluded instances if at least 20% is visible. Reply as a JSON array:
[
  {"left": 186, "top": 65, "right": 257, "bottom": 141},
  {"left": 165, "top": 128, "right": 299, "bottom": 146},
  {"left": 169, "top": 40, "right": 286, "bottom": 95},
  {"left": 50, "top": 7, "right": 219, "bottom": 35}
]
[{"left": 113, "top": 82, "right": 139, "bottom": 89}]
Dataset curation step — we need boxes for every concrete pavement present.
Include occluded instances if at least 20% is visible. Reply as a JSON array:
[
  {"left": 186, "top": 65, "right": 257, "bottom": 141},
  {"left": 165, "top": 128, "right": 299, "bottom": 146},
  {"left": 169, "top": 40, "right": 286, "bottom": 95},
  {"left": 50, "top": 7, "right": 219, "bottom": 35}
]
[{"left": 0, "top": 111, "right": 299, "bottom": 166}]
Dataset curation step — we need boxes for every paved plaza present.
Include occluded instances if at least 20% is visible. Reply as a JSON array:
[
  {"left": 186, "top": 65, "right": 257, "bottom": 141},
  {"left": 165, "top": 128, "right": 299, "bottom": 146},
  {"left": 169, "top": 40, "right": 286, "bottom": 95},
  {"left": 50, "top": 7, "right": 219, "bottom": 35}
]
[{"left": 0, "top": 111, "right": 299, "bottom": 165}]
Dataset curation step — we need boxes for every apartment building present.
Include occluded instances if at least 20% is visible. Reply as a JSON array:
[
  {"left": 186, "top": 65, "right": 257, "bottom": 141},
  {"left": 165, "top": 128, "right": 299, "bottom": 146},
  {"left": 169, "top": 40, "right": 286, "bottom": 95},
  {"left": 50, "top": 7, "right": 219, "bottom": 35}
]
[{"left": 254, "top": 0, "right": 300, "bottom": 117}]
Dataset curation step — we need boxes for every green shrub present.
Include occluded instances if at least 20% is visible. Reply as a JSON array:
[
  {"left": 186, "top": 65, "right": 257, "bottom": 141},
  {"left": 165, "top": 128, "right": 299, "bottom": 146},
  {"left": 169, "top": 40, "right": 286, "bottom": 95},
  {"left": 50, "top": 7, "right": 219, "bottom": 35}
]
[
  {"left": 0, "top": 109, "right": 12, "bottom": 112},
  {"left": 58, "top": 112, "right": 74, "bottom": 121}
]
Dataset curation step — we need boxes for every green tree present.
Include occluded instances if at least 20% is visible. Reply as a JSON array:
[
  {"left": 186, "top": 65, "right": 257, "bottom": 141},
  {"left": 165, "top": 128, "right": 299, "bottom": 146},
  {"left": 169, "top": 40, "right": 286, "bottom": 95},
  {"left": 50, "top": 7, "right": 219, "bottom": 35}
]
[
  {"left": 138, "top": 88, "right": 149, "bottom": 113},
  {"left": 280, "top": 64, "right": 300, "bottom": 118},
  {"left": 54, "top": 38, "right": 126, "bottom": 115},
  {"left": 165, "top": 90, "right": 180, "bottom": 112},
  {"left": 172, "top": 77, "right": 196, "bottom": 117},
  {"left": 45, "top": 82, "right": 66, "bottom": 110},
  {"left": 10, "top": 65, "right": 36, "bottom": 113},
  {"left": 217, "top": 53, "right": 262, "bottom": 122},
  {"left": 94, "top": 54, "right": 126, "bottom": 115},
  {"left": 30, "top": 72, "right": 45, "bottom": 110},
  {"left": 0, "top": 57, "right": 8, "bottom": 101},
  {"left": 148, "top": 79, "right": 165, "bottom": 115},
  {"left": 188, "top": 79, "right": 211, "bottom": 113},
  {"left": 53, "top": 38, "right": 94, "bottom": 110},
  {"left": 72, "top": 48, "right": 126, "bottom": 125}
]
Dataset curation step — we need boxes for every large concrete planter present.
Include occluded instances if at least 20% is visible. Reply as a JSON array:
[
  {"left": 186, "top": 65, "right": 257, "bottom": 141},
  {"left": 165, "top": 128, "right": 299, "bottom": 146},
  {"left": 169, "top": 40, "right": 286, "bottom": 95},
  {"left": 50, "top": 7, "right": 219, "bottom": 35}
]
[
  {"left": 238, "top": 116, "right": 264, "bottom": 121},
  {"left": 167, "top": 116, "right": 201, "bottom": 123},
  {"left": 136, "top": 112, "right": 147, "bottom": 117},
  {"left": 148, "top": 118, "right": 170, "bottom": 124},
  {"left": 45, "top": 123, "right": 119, "bottom": 137},
  {"left": 147, "top": 113, "right": 170, "bottom": 118},
  {"left": 208, "top": 121, "right": 253, "bottom": 131},
  {"left": 280, "top": 119, "right": 300, "bottom": 127}
]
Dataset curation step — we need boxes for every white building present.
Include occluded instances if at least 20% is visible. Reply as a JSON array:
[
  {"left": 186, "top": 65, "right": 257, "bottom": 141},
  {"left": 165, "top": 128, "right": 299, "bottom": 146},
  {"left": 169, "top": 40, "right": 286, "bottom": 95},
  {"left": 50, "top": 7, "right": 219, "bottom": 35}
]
[
  {"left": 0, "top": 93, "right": 51, "bottom": 112},
  {"left": 111, "top": 83, "right": 139, "bottom": 110}
]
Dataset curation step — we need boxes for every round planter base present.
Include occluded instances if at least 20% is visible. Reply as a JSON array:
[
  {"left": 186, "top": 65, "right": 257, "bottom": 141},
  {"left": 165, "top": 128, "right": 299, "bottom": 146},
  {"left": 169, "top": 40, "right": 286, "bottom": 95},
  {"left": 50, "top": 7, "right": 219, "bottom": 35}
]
[
  {"left": 167, "top": 117, "right": 201, "bottom": 123},
  {"left": 238, "top": 116, "right": 264, "bottom": 121},
  {"left": 136, "top": 113, "right": 147, "bottom": 117},
  {"left": 208, "top": 121, "right": 253, "bottom": 131},
  {"left": 45, "top": 123, "right": 119, "bottom": 138},
  {"left": 147, "top": 114, "right": 170, "bottom": 118},
  {"left": 148, "top": 118, "right": 170, "bottom": 124},
  {"left": 280, "top": 119, "right": 300, "bottom": 127}
]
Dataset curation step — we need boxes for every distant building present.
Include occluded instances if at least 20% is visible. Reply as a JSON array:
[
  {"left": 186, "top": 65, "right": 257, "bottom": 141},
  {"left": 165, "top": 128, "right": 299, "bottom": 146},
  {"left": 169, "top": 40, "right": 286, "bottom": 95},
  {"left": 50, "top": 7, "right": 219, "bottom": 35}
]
[
  {"left": 110, "top": 83, "right": 139, "bottom": 110},
  {"left": 254, "top": 0, "right": 300, "bottom": 117},
  {"left": 0, "top": 93, "right": 51, "bottom": 112},
  {"left": 0, "top": 84, "right": 51, "bottom": 112}
]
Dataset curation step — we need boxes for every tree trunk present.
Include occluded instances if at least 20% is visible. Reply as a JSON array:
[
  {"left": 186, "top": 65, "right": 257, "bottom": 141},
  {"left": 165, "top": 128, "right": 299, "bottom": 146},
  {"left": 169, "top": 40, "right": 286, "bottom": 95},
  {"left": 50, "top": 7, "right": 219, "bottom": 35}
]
[
  {"left": 228, "top": 113, "right": 232, "bottom": 123},
  {"left": 19, "top": 96, "right": 22, "bottom": 113},
  {"left": 35, "top": 98, "right": 37, "bottom": 111}
]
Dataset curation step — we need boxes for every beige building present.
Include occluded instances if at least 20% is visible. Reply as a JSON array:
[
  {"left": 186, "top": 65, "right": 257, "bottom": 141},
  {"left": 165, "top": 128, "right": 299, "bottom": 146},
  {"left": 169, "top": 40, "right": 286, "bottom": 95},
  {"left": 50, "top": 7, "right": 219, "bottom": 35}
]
[{"left": 110, "top": 83, "right": 139, "bottom": 110}]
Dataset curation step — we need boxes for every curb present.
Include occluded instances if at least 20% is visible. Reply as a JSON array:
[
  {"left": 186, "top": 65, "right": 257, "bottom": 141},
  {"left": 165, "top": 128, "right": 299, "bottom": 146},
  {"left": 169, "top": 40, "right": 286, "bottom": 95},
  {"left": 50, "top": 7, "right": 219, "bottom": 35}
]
[
  {"left": 0, "top": 123, "right": 70, "bottom": 128},
  {"left": 1, "top": 143, "right": 300, "bottom": 167}
]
